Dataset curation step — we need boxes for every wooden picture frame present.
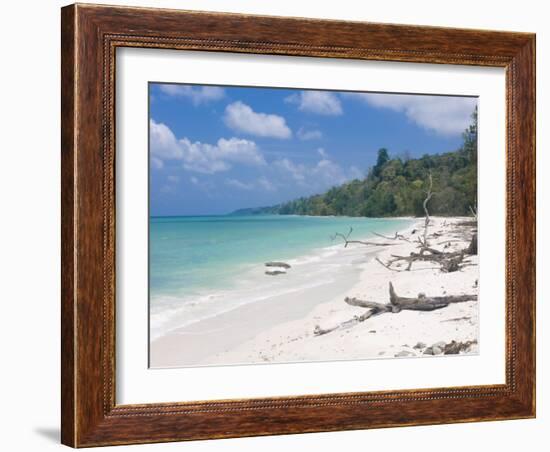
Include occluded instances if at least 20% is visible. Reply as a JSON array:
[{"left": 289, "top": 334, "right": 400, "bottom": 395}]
[{"left": 61, "top": 3, "right": 535, "bottom": 447}]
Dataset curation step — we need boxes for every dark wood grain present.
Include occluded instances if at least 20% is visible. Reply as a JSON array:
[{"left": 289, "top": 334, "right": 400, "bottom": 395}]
[
  {"left": 60, "top": 5, "right": 76, "bottom": 447},
  {"left": 61, "top": 3, "right": 536, "bottom": 447}
]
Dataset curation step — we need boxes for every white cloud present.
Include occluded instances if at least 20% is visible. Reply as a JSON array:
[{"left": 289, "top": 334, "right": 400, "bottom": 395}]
[
  {"left": 274, "top": 158, "right": 306, "bottom": 182},
  {"left": 313, "top": 159, "right": 350, "bottom": 186},
  {"left": 297, "top": 127, "right": 323, "bottom": 140},
  {"left": 317, "top": 147, "right": 328, "bottom": 158},
  {"left": 273, "top": 155, "right": 355, "bottom": 190},
  {"left": 151, "top": 157, "right": 164, "bottom": 170},
  {"left": 224, "top": 101, "right": 292, "bottom": 139},
  {"left": 188, "top": 176, "right": 215, "bottom": 193},
  {"left": 177, "top": 137, "right": 266, "bottom": 173},
  {"left": 286, "top": 91, "right": 342, "bottom": 116},
  {"left": 344, "top": 93, "right": 477, "bottom": 136},
  {"left": 159, "top": 84, "right": 225, "bottom": 105},
  {"left": 257, "top": 176, "right": 276, "bottom": 192},
  {"left": 214, "top": 137, "right": 266, "bottom": 166},
  {"left": 150, "top": 119, "right": 266, "bottom": 174},
  {"left": 160, "top": 175, "right": 180, "bottom": 193},
  {"left": 149, "top": 120, "right": 183, "bottom": 159},
  {"left": 225, "top": 177, "right": 277, "bottom": 192},
  {"left": 225, "top": 178, "right": 254, "bottom": 190},
  {"left": 349, "top": 165, "right": 363, "bottom": 180}
]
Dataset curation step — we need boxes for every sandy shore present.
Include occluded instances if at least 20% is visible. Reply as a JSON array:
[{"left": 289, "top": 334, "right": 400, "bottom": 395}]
[{"left": 150, "top": 216, "right": 479, "bottom": 368}]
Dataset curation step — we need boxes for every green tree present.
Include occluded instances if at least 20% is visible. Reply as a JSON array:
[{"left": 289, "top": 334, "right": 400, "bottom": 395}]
[
  {"left": 372, "top": 148, "right": 390, "bottom": 177},
  {"left": 237, "top": 109, "right": 478, "bottom": 218}
]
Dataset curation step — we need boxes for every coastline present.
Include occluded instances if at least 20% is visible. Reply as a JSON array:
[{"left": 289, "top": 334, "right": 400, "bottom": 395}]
[
  {"left": 149, "top": 214, "right": 413, "bottom": 342},
  {"left": 150, "top": 216, "right": 478, "bottom": 368}
]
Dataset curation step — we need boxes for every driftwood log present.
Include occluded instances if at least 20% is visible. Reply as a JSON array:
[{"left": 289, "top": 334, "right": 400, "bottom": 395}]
[
  {"left": 314, "top": 282, "right": 477, "bottom": 336},
  {"left": 265, "top": 270, "right": 287, "bottom": 276},
  {"left": 421, "top": 172, "right": 434, "bottom": 247},
  {"left": 349, "top": 282, "right": 477, "bottom": 312},
  {"left": 331, "top": 173, "right": 477, "bottom": 273},
  {"left": 375, "top": 228, "right": 477, "bottom": 273},
  {"left": 466, "top": 233, "right": 477, "bottom": 255},
  {"left": 371, "top": 231, "right": 411, "bottom": 243},
  {"left": 265, "top": 261, "right": 291, "bottom": 269},
  {"left": 331, "top": 227, "right": 397, "bottom": 247}
]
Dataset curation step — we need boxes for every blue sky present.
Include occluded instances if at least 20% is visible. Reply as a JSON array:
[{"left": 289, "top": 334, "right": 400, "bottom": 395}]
[{"left": 149, "top": 83, "right": 477, "bottom": 216}]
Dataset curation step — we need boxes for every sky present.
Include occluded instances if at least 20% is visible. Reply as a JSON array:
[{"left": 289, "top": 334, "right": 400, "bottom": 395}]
[{"left": 149, "top": 83, "right": 477, "bottom": 216}]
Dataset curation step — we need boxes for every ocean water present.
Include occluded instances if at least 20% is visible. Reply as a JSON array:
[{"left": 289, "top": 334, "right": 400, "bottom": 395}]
[{"left": 150, "top": 215, "right": 413, "bottom": 340}]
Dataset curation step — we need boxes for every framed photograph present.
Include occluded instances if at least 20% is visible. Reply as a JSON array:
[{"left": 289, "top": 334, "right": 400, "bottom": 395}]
[{"left": 61, "top": 3, "right": 536, "bottom": 447}]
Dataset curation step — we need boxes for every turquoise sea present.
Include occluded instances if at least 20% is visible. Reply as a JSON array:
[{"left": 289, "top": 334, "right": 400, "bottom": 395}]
[{"left": 150, "top": 215, "right": 413, "bottom": 339}]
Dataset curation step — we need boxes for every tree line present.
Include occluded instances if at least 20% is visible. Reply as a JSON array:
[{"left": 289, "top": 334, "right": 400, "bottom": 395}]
[{"left": 234, "top": 108, "right": 477, "bottom": 218}]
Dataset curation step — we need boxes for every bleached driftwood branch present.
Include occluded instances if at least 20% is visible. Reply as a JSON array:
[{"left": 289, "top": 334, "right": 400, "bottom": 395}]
[
  {"left": 371, "top": 231, "right": 411, "bottom": 243},
  {"left": 331, "top": 227, "right": 397, "bottom": 248},
  {"left": 421, "top": 171, "right": 434, "bottom": 248},
  {"left": 314, "top": 282, "right": 477, "bottom": 336}
]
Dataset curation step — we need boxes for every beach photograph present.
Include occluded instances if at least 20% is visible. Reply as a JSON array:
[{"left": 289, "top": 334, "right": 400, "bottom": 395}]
[{"left": 148, "top": 83, "right": 479, "bottom": 368}]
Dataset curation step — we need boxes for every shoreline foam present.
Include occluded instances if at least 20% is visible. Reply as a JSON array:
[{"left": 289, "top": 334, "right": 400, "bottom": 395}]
[
  {"left": 150, "top": 217, "right": 415, "bottom": 341},
  {"left": 150, "top": 216, "right": 478, "bottom": 368}
]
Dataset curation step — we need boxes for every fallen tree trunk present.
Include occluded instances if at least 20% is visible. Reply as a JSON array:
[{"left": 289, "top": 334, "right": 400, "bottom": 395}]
[
  {"left": 265, "top": 261, "right": 291, "bottom": 269},
  {"left": 344, "top": 297, "right": 393, "bottom": 313},
  {"left": 313, "top": 310, "right": 377, "bottom": 336},
  {"left": 387, "top": 281, "right": 477, "bottom": 311},
  {"left": 314, "top": 282, "right": 477, "bottom": 336},
  {"left": 378, "top": 245, "right": 473, "bottom": 273},
  {"left": 265, "top": 270, "right": 286, "bottom": 276},
  {"left": 440, "top": 255, "right": 463, "bottom": 273},
  {"left": 466, "top": 233, "right": 477, "bottom": 255},
  {"left": 346, "top": 282, "right": 476, "bottom": 312},
  {"left": 456, "top": 220, "right": 477, "bottom": 227}
]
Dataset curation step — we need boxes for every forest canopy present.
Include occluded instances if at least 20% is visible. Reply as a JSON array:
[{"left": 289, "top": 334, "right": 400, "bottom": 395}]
[{"left": 233, "top": 108, "right": 478, "bottom": 218}]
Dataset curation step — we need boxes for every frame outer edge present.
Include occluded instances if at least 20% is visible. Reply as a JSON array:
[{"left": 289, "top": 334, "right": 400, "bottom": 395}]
[
  {"left": 531, "top": 35, "right": 536, "bottom": 417},
  {"left": 60, "top": 3, "right": 536, "bottom": 447},
  {"left": 61, "top": 3, "right": 77, "bottom": 448},
  {"left": 514, "top": 35, "right": 536, "bottom": 416}
]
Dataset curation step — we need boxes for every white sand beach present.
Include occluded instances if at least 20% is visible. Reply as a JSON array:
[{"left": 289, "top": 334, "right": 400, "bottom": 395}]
[{"left": 150, "top": 216, "right": 479, "bottom": 368}]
